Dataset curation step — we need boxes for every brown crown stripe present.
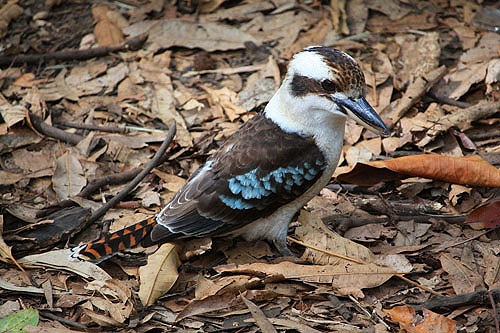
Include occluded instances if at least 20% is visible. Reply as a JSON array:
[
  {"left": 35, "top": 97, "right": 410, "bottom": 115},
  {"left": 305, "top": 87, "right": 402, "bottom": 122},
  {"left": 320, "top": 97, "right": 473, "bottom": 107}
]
[{"left": 291, "top": 47, "right": 366, "bottom": 96}]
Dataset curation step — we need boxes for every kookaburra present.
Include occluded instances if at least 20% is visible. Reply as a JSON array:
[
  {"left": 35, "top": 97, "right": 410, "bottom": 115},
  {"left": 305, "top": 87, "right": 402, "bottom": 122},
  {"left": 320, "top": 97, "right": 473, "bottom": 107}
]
[{"left": 71, "top": 46, "right": 390, "bottom": 261}]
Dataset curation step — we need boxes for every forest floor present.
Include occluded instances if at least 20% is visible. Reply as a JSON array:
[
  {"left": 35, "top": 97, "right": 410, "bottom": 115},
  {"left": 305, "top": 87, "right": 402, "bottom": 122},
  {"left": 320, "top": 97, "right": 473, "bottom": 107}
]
[{"left": 0, "top": 0, "right": 499, "bottom": 332}]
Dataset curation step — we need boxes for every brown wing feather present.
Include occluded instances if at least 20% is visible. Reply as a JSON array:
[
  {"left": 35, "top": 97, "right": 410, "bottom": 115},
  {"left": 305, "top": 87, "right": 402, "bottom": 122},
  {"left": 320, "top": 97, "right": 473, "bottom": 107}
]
[{"left": 150, "top": 113, "right": 326, "bottom": 243}]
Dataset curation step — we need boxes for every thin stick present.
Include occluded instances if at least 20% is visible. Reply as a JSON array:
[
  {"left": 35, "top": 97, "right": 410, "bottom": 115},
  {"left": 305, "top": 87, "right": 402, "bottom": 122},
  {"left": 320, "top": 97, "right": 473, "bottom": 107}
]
[
  {"left": 432, "top": 226, "right": 500, "bottom": 253},
  {"left": 28, "top": 113, "right": 84, "bottom": 145},
  {"left": 427, "top": 91, "right": 472, "bottom": 109},
  {"left": 37, "top": 168, "right": 142, "bottom": 218},
  {"left": 287, "top": 236, "right": 364, "bottom": 264},
  {"left": 0, "top": 33, "right": 147, "bottom": 66},
  {"left": 39, "top": 311, "right": 87, "bottom": 330},
  {"left": 87, "top": 120, "right": 176, "bottom": 225},
  {"left": 55, "top": 121, "right": 127, "bottom": 133},
  {"left": 396, "top": 275, "right": 442, "bottom": 296}
]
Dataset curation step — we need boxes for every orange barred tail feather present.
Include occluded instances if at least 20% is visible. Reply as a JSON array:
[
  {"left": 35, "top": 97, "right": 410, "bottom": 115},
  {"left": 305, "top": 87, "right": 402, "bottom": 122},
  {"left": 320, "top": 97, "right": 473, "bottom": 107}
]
[{"left": 70, "top": 217, "right": 159, "bottom": 261}]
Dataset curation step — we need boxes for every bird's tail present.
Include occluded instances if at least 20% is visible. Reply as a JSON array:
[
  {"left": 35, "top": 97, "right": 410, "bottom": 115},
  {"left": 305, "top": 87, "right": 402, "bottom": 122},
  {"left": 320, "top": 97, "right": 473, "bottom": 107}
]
[{"left": 69, "top": 217, "right": 158, "bottom": 262}]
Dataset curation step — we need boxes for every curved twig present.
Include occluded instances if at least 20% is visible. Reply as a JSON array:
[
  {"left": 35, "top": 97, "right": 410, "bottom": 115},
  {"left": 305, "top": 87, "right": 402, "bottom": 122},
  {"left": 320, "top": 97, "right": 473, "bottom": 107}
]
[{"left": 87, "top": 120, "right": 176, "bottom": 225}]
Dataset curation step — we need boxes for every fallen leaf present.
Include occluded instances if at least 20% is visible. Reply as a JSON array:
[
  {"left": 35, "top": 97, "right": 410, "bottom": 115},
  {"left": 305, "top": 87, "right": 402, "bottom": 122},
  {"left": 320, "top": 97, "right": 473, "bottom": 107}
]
[
  {"left": 151, "top": 86, "right": 192, "bottom": 147},
  {"left": 92, "top": 5, "right": 125, "bottom": 46},
  {"left": 366, "top": 0, "right": 411, "bottom": 20},
  {"left": 395, "top": 32, "right": 440, "bottom": 89},
  {"left": 460, "top": 32, "right": 500, "bottom": 64},
  {"left": 81, "top": 308, "right": 125, "bottom": 328},
  {"left": 138, "top": 243, "right": 181, "bottom": 306},
  {"left": 470, "top": 243, "right": 500, "bottom": 292},
  {"left": 336, "top": 154, "right": 500, "bottom": 187},
  {"left": 52, "top": 152, "right": 87, "bottom": 201},
  {"left": 204, "top": 86, "right": 247, "bottom": 121},
  {"left": 148, "top": 19, "right": 261, "bottom": 52},
  {"left": 176, "top": 292, "right": 240, "bottom": 321},
  {"left": 216, "top": 260, "right": 395, "bottom": 298},
  {"left": 384, "top": 306, "right": 456, "bottom": 333},
  {"left": 0, "top": 96, "right": 27, "bottom": 127},
  {"left": 465, "top": 200, "right": 500, "bottom": 229},
  {"left": 440, "top": 253, "right": 483, "bottom": 294},
  {"left": 241, "top": 295, "right": 277, "bottom": 333},
  {"left": 0, "top": 309, "right": 39, "bottom": 332},
  {"left": 0, "top": 170, "right": 23, "bottom": 185},
  {"left": 19, "top": 249, "right": 112, "bottom": 282},
  {"left": 295, "top": 210, "right": 375, "bottom": 265}
]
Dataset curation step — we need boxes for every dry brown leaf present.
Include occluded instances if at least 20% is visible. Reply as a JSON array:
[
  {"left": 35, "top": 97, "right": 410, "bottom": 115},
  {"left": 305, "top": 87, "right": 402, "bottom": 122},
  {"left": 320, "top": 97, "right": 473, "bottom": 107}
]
[
  {"left": 148, "top": 19, "right": 261, "bottom": 52},
  {"left": 0, "top": 170, "right": 23, "bottom": 185},
  {"left": 138, "top": 243, "right": 181, "bottom": 306},
  {"left": 199, "top": 0, "right": 227, "bottom": 13},
  {"left": 295, "top": 211, "right": 375, "bottom": 265},
  {"left": 329, "top": 0, "right": 349, "bottom": 35},
  {"left": 465, "top": 200, "right": 500, "bottom": 229},
  {"left": 269, "top": 318, "right": 323, "bottom": 333},
  {"left": 151, "top": 86, "right": 192, "bottom": 147},
  {"left": 345, "top": 146, "right": 372, "bottom": 166},
  {"left": 336, "top": 154, "right": 500, "bottom": 187},
  {"left": 81, "top": 308, "right": 125, "bottom": 328},
  {"left": 243, "top": 11, "right": 318, "bottom": 55},
  {"left": 52, "top": 152, "right": 87, "bottom": 201},
  {"left": 87, "top": 279, "right": 133, "bottom": 323},
  {"left": 0, "top": 215, "right": 14, "bottom": 261},
  {"left": 366, "top": 0, "right": 411, "bottom": 20},
  {"left": 175, "top": 292, "right": 241, "bottom": 321},
  {"left": 92, "top": 5, "right": 124, "bottom": 46},
  {"left": 19, "top": 249, "right": 112, "bottom": 282},
  {"left": 460, "top": 32, "right": 500, "bottom": 64},
  {"left": 384, "top": 306, "right": 456, "bottom": 333},
  {"left": 480, "top": 246, "right": 500, "bottom": 289},
  {"left": 0, "top": 96, "right": 27, "bottom": 128},
  {"left": 440, "top": 62, "right": 488, "bottom": 100},
  {"left": 395, "top": 32, "right": 440, "bottom": 89},
  {"left": 215, "top": 260, "right": 395, "bottom": 298},
  {"left": 440, "top": 253, "right": 483, "bottom": 294},
  {"left": 284, "top": 14, "right": 333, "bottom": 59},
  {"left": 366, "top": 12, "right": 436, "bottom": 33},
  {"left": 13, "top": 73, "right": 50, "bottom": 88},
  {"left": 203, "top": 86, "right": 246, "bottom": 121},
  {"left": 442, "top": 17, "right": 478, "bottom": 50},
  {"left": 0, "top": 0, "right": 23, "bottom": 38},
  {"left": 200, "top": 1, "right": 274, "bottom": 22},
  {"left": 241, "top": 295, "right": 277, "bottom": 333}
]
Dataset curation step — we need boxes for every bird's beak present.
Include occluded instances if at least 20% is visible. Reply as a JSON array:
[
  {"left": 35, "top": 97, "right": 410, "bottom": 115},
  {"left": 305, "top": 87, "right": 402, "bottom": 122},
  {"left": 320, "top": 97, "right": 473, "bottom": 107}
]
[{"left": 332, "top": 96, "right": 391, "bottom": 136}]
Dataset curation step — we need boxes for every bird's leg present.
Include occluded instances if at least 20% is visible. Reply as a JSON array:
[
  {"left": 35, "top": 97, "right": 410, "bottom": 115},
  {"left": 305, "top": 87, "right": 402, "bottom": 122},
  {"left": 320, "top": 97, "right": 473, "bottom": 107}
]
[{"left": 272, "top": 236, "right": 294, "bottom": 257}]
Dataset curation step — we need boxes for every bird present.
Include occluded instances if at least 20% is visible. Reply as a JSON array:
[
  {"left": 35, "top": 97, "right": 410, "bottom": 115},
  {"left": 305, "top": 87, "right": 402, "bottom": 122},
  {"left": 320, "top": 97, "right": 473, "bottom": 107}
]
[{"left": 70, "top": 46, "right": 390, "bottom": 262}]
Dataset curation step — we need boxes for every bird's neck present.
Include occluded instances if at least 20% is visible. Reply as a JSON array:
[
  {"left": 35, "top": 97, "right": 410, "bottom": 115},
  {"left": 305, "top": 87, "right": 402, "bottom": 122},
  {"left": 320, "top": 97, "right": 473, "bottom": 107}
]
[{"left": 264, "top": 85, "right": 346, "bottom": 165}]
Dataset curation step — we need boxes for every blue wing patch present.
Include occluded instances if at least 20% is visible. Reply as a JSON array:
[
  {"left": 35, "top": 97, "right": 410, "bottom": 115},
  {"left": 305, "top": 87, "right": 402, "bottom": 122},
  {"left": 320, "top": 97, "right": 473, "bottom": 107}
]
[
  {"left": 219, "top": 195, "right": 255, "bottom": 209},
  {"left": 219, "top": 161, "right": 325, "bottom": 210}
]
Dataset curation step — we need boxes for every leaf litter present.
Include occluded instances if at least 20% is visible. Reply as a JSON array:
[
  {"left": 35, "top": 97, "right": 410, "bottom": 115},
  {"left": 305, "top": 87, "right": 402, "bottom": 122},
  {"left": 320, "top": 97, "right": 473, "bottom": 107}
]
[{"left": 0, "top": 0, "right": 499, "bottom": 332}]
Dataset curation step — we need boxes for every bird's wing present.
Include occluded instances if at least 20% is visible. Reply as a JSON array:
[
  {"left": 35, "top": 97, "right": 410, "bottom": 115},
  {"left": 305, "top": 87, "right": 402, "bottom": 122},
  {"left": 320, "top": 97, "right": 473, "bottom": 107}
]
[{"left": 150, "top": 113, "right": 327, "bottom": 243}]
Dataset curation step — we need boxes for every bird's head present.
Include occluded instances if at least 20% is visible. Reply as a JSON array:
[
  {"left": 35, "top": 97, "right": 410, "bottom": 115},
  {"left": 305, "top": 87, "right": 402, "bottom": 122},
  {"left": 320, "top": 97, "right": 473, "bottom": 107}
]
[{"left": 266, "top": 46, "right": 390, "bottom": 137}]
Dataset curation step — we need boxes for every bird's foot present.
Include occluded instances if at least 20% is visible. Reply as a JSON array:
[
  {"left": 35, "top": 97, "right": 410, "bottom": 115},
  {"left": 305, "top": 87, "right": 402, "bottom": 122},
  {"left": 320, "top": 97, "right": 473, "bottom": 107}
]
[{"left": 272, "top": 237, "right": 294, "bottom": 257}]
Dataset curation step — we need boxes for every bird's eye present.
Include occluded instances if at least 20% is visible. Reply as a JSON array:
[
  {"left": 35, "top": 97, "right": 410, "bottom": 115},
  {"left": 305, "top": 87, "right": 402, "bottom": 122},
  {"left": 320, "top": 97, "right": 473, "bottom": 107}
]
[{"left": 321, "top": 79, "right": 336, "bottom": 92}]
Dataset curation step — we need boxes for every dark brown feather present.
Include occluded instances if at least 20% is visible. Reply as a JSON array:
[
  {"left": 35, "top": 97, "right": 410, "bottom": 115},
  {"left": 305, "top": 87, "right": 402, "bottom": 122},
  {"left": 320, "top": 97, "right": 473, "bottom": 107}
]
[{"left": 151, "top": 113, "right": 326, "bottom": 242}]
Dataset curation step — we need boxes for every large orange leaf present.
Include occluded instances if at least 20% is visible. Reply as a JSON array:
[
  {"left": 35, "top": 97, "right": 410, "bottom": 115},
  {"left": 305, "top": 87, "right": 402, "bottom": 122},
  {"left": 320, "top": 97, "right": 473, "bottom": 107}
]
[
  {"left": 336, "top": 154, "right": 500, "bottom": 187},
  {"left": 384, "top": 305, "right": 456, "bottom": 333}
]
